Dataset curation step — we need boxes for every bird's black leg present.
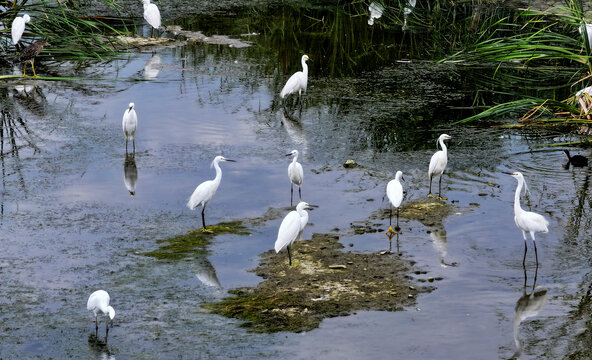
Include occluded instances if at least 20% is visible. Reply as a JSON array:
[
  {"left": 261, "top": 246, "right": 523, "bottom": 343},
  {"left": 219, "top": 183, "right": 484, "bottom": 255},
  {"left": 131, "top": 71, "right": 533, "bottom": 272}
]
[
  {"left": 125, "top": 139, "right": 128, "bottom": 154},
  {"left": 438, "top": 174, "right": 443, "bottom": 199},
  {"left": 428, "top": 176, "right": 433, "bottom": 197},
  {"left": 290, "top": 185, "right": 294, "bottom": 207},
  {"left": 105, "top": 321, "right": 109, "bottom": 342},
  {"left": 95, "top": 317, "right": 99, "bottom": 336},
  {"left": 533, "top": 240, "right": 539, "bottom": 266},
  {"left": 522, "top": 259, "right": 527, "bottom": 288},
  {"left": 298, "top": 186, "right": 302, "bottom": 201},
  {"left": 389, "top": 206, "right": 393, "bottom": 227},
  {"left": 201, "top": 206, "right": 207, "bottom": 229},
  {"left": 533, "top": 259, "right": 539, "bottom": 292},
  {"left": 395, "top": 208, "right": 400, "bottom": 231},
  {"left": 287, "top": 245, "right": 292, "bottom": 266},
  {"left": 522, "top": 240, "right": 528, "bottom": 267},
  {"left": 132, "top": 138, "right": 135, "bottom": 154}
]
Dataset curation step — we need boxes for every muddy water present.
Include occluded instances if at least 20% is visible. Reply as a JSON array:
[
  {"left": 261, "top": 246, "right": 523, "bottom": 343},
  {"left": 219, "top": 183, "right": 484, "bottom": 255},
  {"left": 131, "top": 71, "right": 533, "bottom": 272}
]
[{"left": 1, "top": 4, "right": 592, "bottom": 360}]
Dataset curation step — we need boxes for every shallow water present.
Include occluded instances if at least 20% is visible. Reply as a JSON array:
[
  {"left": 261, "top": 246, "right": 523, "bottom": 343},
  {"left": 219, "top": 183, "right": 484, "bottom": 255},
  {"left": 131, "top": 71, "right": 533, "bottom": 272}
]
[{"left": 1, "top": 3, "right": 592, "bottom": 359}]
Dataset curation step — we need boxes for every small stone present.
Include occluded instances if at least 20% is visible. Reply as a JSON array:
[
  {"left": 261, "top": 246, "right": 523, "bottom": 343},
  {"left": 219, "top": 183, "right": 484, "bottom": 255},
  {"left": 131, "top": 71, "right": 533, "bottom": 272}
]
[
  {"left": 428, "top": 277, "right": 435, "bottom": 282},
  {"left": 408, "top": 294, "right": 414, "bottom": 298},
  {"left": 343, "top": 159, "right": 358, "bottom": 168},
  {"left": 378, "top": 251, "right": 388, "bottom": 255},
  {"left": 409, "top": 286, "right": 416, "bottom": 290},
  {"left": 329, "top": 264, "right": 347, "bottom": 269}
]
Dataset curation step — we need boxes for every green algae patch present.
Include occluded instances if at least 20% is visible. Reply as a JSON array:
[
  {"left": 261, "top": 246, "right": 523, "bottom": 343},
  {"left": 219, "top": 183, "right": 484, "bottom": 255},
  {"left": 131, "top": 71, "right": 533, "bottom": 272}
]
[
  {"left": 144, "top": 221, "right": 249, "bottom": 260},
  {"left": 372, "top": 198, "right": 456, "bottom": 228},
  {"left": 205, "top": 233, "right": 432, "bottom": 333}
]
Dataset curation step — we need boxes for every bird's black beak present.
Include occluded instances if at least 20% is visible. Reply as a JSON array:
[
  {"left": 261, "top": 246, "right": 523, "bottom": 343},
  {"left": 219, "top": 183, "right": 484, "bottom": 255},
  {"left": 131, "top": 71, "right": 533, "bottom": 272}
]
[
  {"left": 402, "top": 175, "right": 406, "bottom": 182},
  {"left": 285, "top": 153, "right": 293, "bottom": 157},
  {"left": 308, "top": 204, "right": 319, "bottom": 208},
  {"left": 225, "top": 159, "right": 236, "bottom": 162},
  {"left": 502, "top": 171, "right": 513, "bottom": 175}
]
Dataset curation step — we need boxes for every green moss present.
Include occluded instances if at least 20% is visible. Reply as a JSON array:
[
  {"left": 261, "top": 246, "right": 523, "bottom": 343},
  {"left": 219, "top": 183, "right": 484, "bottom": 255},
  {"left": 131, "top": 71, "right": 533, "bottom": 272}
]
[{"left": 143, "top": 221, "right": 249, "bottom": 260}]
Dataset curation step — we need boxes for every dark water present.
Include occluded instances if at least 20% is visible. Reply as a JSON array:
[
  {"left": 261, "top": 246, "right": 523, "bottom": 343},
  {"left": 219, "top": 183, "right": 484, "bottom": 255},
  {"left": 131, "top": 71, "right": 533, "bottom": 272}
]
[{"left": 1, "top": 2, "right": 592, "bottom": 359}]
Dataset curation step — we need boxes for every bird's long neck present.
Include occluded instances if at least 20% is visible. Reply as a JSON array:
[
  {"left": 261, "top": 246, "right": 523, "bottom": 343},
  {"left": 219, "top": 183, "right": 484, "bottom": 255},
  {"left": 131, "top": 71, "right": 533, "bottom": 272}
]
[
  {"left": 292, "top": 153, "right": 299, "bottom": 164},
  {"left": 439, "top": 138, "right": 447, "bottom": 155},
  {"left": 514, "top": 179, "right": 524, "bottom": 215},
  {"left": 213, "top": 160, "right": 223, "bottom": 185},
  {"left": 301, "top": 58, "right": 308, "bottom": 77}
]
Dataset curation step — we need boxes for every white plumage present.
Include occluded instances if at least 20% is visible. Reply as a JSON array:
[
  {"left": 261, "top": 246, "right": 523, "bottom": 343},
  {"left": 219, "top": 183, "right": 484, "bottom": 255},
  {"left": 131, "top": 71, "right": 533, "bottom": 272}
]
[
  {"left": 122, "top": 102, "right": 138, "bottom": 153},
  {"left": 87, "top": 290, "right": 115, "bottom": 339},
  {"left": 286, "top": 149, "right": 303, "bottom": 206},
  {"left": 386, "top": 170, "right": 404, "bottom": 234},
  {"left": 187, "top": 156, "right": 235, "bottom": 229},
  {"left": 275, "top": 201, "right": 311, "bottom": 265},
  {"left": 280, "top": 55, "right": 310, "bottom": 103},
  {"left": 142, "top": 0, "right": 161, "bottom": 32},
  {"left": 511, "top": 171, "right": 549, "bottom": 265},
  {"left": 428, "top": 133, "right": 452, "bottom": 199},
  {"left": 11, "top": 14, "right": 30, "bottom": 45}
]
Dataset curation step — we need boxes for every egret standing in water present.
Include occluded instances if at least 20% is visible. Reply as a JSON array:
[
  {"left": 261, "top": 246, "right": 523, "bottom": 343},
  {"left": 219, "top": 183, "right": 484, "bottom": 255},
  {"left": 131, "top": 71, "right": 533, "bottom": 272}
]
[
  {"left": 286, "top": 149, "right": 303, "bottom": 206},
  {"left": 187, "top": 156, "right": 235, "bottom": 230},
  {"left": 511, "top": 172, "right": 549, "bottom": 266},
  {"left": 142, "top": 0, "right": 161, "bottom": 37},
  {"left": 87, "top": 290, "right": 115, "bottom": 341},
  {"left": 122, "top": 102, "right": 138, "bottom": 154},
  {"left": 11, "top": 14, "right": 30, "bottom": 46},
  {"left": 280, "top": 55, "right": 310, "bottom": 108},
  {"left": 275, "top": 201, "right": 312, "bottom": 266},
  {"left": 428, "top": 133, "right": 452, "bottom": 199},
  {"left": 386, "top": 170, "right": 404, "bottom": 235}
]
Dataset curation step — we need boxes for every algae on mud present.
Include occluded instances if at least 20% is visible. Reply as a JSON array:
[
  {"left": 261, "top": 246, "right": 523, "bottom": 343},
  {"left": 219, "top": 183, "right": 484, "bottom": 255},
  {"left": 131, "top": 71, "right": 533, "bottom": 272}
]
[
  {"left": 205, "top": 233, "right": 433, "bottom": 333},
  {"left": 143, "top": 221, "right": 249, "bottom": 260}
]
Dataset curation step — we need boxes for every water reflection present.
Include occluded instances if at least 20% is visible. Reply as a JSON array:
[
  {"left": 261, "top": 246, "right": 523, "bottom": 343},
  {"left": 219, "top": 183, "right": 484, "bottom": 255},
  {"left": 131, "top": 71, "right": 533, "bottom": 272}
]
[
  {"left": 386, "top": 230, "right": 400, "bottom": 254},
  {"left": 429, "top": 225, "right": 457, "bottom": 267},
  {"left": 123, "top": 153, "right": 138, "bottom": 196},
  {"left": 143, "top": 54, "right": 161, "bottom": 79},
  {"left": 193, "top": 256, "right": 221, "bottom": 288},
  {"left": 87, "top": 333, "right": 115, "bottom": 359},
  {"left": 510, "top": 265, "right": 547, "bottom": 359},
  {"left": 281, "top": 110, "right": 308, "bottom": 156}
]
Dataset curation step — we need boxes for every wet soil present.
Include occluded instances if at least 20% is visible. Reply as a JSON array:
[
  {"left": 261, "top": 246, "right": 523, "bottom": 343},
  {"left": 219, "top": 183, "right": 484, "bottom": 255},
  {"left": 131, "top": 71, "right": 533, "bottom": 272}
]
[{"left": 205, "top": 233, "right": 434, "bottom": 333}]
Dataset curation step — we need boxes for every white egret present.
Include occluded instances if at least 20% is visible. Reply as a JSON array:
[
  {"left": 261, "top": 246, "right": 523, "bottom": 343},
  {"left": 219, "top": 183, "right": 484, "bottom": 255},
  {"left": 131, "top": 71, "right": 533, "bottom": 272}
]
[
  {"left": 286, "top": 149, "right": 303, "bottom": 206},
  {"left": 87, "top": 290, "right": 115, "bottom": 340},
  {"left": 428, "top": 133, "right": 452, "bottom": 199},
  {"left": 511, "top": 172, "right": 549, "bottom": 266},
  {"left": 11, "top": 14, "right": 30, "bottom": 46},
  {"left": 386, "top": 170, "right": 404, "bottom": 235},
  {"left": 122, "top": 102, "right": 138, "bottom": 153},
  {"left": 275, "top": 201, "right": 312, "bottom": 266},
  {"left": 368, "top": 2, "right": 383, "bottom": 25},
  {"left": 187, "top": 156, "right": 235, "bottom": 229},
  {"left": 280, "top": 55, "right": 310, "bottom": 107},
  {"left": 142, "top": 0, "right": 161, "bottom": 37},
  {"left": 563, "top": 149, "right": 588, "bottom": 167}
]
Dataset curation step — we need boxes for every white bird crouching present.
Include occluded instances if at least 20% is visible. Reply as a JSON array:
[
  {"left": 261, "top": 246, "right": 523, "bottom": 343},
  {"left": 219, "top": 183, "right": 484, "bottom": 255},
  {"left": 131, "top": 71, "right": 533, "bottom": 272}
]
[
  {"left": 11, "top": 14, "right": 30, "bottom": 46},
  {"left": 386, "top": 170, "right": 404, "bottom": 234},
  {"left": 511, "top": 171, "right": 549, "bottom": 266},
  {"left": 187, "top": 156, "right": 235, "bottom": 230},
  {"left": 428, "top": 133, "right": 452, "bottom": 199},
  {"left": 87, "top": 290, "right": 115, "bottom": 340},
  {"left": 122, "top": 102, "right": 138, "bottom": 154},
  {"left": 280, "top": 55, "right": 310, "bottom": 107},
  {"left": 286, "top": 149, "right": 303, "bottom": 206},
  {"left": 275, "top": 201, "right": 311, "bottom": 266}
]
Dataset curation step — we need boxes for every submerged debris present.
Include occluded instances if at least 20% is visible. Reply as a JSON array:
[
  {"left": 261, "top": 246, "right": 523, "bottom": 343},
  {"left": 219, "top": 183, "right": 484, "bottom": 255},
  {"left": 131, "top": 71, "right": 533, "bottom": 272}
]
[{"left": 205, "top": 233, "right": 432, "bottom": 333}]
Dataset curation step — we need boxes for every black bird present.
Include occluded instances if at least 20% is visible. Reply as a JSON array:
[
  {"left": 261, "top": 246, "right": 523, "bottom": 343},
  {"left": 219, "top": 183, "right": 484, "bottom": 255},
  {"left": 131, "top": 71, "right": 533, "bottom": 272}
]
[
  {"left": 12, "top": 40, "right": 49, "bottom": 78},
  {"left": 563, "top": 149, "right": 588, "bottom": 167}
]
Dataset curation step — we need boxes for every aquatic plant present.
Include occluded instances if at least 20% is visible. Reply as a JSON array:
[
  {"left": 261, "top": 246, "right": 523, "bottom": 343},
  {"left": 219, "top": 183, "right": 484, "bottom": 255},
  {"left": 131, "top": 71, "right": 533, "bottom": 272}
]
[{"left": 1, "top": 0, "right": 133, "bottom": 59}]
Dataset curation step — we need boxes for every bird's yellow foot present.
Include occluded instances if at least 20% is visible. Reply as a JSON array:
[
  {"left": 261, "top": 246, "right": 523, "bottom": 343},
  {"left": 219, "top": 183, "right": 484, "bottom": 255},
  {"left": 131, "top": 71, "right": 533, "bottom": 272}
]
[
  {"left": 22, "top": 74, "right": 29, "bottom": 78},
  {"left": 386, "top": 226, "right": 397, "bottom": 235},
  {"left": 288, "top": 261, "right": 300, "bottom": 267},
  {"left": 436, "top": 196, "right": 448, "bottom": 200},
  {"left": 428, "top": 193, "right": 435, "bottom": 198},
  {"left": 200, "top": 228, "right": 214, "bottom": 234}
]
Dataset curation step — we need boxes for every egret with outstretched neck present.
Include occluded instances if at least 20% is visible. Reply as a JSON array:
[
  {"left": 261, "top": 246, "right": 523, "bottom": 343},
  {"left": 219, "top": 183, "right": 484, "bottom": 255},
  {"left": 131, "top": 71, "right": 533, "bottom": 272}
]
[
  {"left": 187, "top": 156, "right": 235, "bottom": 230},
  {"left": 280, "top": 55, "right": 310, "bottom": 108},
  {"left": 87, "top": 290, "right": 115, "bottom": 341},
  {"left": 428, "top": 134, "right": 452, "bottom": 199},
  {"left": 286, "top": 149, "right": 303, "bottom": 206},
  {"left": 511, "top": 171, "right": 549, "bottom": 266},
  {"left": 275, "top": 201, "right": 312, "bottom": 265},
  {"left": 386, "top": 170, "right": 404, "bottom": 235}
]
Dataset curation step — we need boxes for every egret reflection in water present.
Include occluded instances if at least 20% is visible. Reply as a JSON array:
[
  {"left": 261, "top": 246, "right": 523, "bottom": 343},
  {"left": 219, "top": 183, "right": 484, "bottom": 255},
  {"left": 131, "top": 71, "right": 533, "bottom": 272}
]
[
  {"left": 123, "top": 153, "right": 138, "bottom": 196},
  {"left": 143, "top": 54, "right": 161, "bottom": 79},
  {"left": 281, "top": 110, "right": 309, "bottom": 156},
  {"left": 368, "top": 2, "right": 384, "bottom": 25},
  {"left": 193, "top": 256, "right": 221, "bottom": 288},
  {"left": 386, "top": 230, "right": 400, "bottom": 254},
  {"left": 429, "top": 225, "right": 457, "bottom": 267},
  {"left": 511, "top": 264, "right": 547, "bottom": 359}
]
